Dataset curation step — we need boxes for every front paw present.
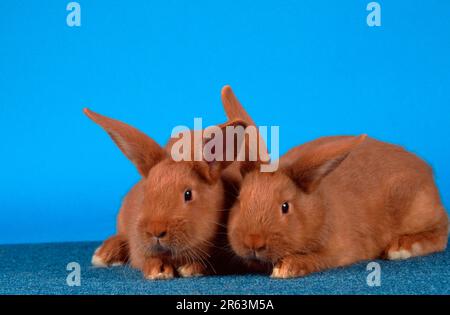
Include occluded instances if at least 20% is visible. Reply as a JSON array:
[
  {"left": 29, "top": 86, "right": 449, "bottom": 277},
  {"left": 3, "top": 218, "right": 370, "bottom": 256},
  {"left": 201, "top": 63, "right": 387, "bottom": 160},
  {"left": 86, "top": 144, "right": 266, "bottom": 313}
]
[
  {"left": 177, "top": 262, "right": 205, "bottom": 278},
  {"left": 91, "top": 235, "right": 129, "bottom": 267},
  {"left": 143, "top": 258, "right": 175, "bottom": 280},
  {"left": 271, "top": 257, "right": 311, "bottom": 279}
]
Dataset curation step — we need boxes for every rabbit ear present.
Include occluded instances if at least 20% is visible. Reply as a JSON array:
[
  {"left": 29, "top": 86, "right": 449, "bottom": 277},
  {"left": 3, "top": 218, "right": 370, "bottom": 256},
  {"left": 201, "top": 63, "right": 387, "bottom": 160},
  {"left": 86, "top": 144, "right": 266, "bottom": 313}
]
[
  {"left": 237, "top": 159, "right": 261, "bottom": 179},
  {"left": 193, "top": 119, "right": 252, "bottom": 183},
  {"left": 221, "top": 85, "right": 270, "bottom": 166},
  {"left": 84, "top": 108, "right": 166, "bottom": 177},
  {"left": 221, "top": 85, "right": 256, "bottom": 125},
  {"left": 283, "top": 135, "right": 367, "bottom": 193}
]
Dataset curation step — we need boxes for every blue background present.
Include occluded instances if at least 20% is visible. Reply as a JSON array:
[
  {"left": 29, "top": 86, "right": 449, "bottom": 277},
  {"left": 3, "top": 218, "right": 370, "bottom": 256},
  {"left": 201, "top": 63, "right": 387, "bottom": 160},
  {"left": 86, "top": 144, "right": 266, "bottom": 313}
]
[{"left": 1, "top": 1, "right": 449, "bottom": 244}]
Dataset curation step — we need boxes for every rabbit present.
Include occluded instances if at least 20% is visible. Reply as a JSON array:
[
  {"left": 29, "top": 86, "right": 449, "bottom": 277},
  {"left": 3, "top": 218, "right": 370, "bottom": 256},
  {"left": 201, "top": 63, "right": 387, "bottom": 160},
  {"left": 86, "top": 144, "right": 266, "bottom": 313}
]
[
  {"left": 85, "top": 86, "right": 260, "bottom": 279},
  {"left": 227, "top": 135, "right": 449, "bottom": 278}
]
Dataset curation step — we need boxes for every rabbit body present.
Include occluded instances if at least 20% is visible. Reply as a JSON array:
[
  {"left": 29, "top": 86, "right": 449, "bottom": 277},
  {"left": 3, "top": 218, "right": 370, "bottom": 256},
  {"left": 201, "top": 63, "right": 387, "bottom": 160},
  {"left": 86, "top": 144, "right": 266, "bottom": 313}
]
[{"left": 228, "top": 136, "right": 448, "bottom": 278}]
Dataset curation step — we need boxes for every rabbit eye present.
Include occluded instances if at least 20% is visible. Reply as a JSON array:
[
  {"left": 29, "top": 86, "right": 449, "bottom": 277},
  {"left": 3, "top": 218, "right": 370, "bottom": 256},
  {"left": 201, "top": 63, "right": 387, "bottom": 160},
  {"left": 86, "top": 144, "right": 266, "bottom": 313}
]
[
  {"left": 184, "top": 189, "right": 193, "bottom": 202},
  {"left": 281, "top": 202, "right": 289, "bottom": 214}
]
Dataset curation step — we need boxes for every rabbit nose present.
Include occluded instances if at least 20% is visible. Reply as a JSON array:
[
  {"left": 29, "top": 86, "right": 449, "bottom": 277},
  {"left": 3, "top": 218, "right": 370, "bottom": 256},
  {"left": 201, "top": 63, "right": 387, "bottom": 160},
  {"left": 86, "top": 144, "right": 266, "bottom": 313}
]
[
  {"left": 146, "top": 221, "right": 168, "bottom": 239},
  {"left": 244, "top": 234, "right": 266, "bottom": 252},
  {"left": 155, "top": 231, "right": 167, "bottom": 238}
]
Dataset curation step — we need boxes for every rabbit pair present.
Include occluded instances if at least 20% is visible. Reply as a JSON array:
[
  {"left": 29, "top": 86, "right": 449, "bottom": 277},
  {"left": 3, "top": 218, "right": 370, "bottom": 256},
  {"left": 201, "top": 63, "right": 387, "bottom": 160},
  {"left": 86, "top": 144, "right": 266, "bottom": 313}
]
[
  {"left": 228, "top": 134, "right": 449, "bottom": 278},
  {"left": 85, "top": 86, "right": 263, "bottom": 279},
  {"left": 87, "top": 86, "right": 448, "bottom": 280}
]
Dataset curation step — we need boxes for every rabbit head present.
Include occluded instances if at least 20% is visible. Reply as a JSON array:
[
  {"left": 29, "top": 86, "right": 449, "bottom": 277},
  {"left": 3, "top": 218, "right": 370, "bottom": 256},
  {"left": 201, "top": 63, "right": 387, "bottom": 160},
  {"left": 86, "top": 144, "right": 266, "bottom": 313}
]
[{"left": 84, "top": 108, "right": 247, "bottom": 262}]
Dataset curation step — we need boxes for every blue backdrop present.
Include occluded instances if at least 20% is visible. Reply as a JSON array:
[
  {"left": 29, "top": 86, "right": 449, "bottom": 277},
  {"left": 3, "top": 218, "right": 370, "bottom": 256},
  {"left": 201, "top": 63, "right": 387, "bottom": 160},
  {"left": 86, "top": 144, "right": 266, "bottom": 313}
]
[{"left": 1, "top": 0, "right": 449, "bottom": 244}]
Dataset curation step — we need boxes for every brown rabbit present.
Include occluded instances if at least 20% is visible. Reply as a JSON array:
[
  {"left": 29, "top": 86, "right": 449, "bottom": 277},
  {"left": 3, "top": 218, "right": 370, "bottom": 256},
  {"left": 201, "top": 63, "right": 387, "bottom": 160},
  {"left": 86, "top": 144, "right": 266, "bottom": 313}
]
[
  {"left": 228, "top": 135, "right": 449, "bottom": 278},
  {"left": 85, "top": 86, "right": 259, "bottom": 279}
]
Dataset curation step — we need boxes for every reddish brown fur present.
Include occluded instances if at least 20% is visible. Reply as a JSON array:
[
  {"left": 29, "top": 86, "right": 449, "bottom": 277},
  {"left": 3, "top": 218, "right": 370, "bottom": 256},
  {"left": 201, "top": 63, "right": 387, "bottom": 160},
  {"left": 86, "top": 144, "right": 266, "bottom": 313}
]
[
  {"left": 86, "top": 109, "right": 242, "bottom": 279},
  {"left": 228, "top": 136, "right": 448, "bottom": 278},
  {"left": 86, "top": 86, "right": 259, "bottom": 279},
  {"left": 219, "top": 86, "right": 270, "bottom": 190}
]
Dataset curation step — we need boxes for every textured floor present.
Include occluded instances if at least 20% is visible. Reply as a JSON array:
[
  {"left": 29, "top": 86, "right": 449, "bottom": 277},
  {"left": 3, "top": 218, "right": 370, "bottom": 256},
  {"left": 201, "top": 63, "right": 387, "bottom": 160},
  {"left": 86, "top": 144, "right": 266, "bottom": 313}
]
[{"left": 0, "top": 241, "right": 448, "bottom": 295}]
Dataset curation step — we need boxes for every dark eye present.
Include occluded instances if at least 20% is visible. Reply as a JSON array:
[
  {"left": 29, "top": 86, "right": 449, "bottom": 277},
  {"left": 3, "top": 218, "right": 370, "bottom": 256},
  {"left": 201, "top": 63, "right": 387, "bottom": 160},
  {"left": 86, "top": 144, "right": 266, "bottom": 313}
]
[
  {"left": 281, "top": 202, "right": 289, "bottom": 214},
  {"left": 184, "top": 189, "right": 193, "bottom": 202}
]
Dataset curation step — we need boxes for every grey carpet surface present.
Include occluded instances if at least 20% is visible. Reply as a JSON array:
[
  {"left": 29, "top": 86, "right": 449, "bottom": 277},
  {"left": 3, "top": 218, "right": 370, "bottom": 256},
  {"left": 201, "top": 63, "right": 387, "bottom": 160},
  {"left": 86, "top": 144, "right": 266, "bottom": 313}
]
[{"left": 0, "top": 241, "right": 448, "bottom": 295}]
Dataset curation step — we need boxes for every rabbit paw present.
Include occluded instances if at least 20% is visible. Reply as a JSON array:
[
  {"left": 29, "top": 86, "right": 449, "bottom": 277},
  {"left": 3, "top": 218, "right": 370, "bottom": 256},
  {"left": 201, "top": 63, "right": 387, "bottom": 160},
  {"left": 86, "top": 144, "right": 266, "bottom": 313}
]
[
  {"left": 271, "top": 257, "right": 311, "bottom": 279},
  {"left": 91, "top": 235, "right": 129, "bottom": 267},
  {"left": 177, "top": 263, "right": 205, "bottom": 278},
  {"left": 143, "top": 258, "right": 174, "bottom": 280}
]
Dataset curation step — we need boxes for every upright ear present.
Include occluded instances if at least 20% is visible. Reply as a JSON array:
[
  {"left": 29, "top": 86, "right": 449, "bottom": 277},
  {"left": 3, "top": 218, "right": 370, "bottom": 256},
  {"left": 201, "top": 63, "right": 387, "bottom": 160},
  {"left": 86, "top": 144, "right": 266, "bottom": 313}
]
[
  {"left": 221, "top": 85, "right": 256, "bottom": 125},
  {"left": 283, "top": 135, "right": 367, "bottom": 193},
  {"left": 221, "top": 85, "right": 270, "bottom": 165},
  {"left": 84, "top": 108, "right": 166, "bottom": 177},
  {"left": 193, "top": 119, "right": 251, "bottom": 183}
]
